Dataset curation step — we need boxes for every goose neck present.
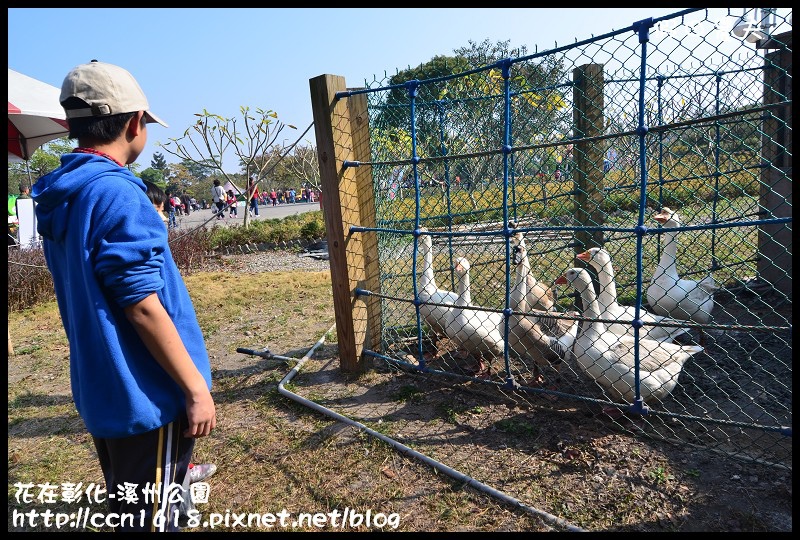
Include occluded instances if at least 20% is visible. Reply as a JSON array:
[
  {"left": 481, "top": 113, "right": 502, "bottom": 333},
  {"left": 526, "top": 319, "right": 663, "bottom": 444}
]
[
  {"left": 419, "top": 239, "right": 435, "bottom": 291},
  {"left": 457, "top": 271, "right": 471, "bottom": 306},
  {"left": 595, "top": 262, "right": 618, "bottom": 310},
  {"left": 577, "top": 279, "right": 604, "bottom": 334},
  {"left": 659, "top": 227, "right": 679, "bottom": 273},
  {"left": 511, "top": 259, "right": 528, "bottom": 310}
]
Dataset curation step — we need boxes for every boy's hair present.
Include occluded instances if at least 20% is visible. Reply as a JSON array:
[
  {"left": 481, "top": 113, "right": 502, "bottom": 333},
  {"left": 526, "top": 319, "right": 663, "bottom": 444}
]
[
  {"left": 213, "top": 179, "right": 221, "bottom": 186},
  {"left": 61, "top": 96, "right": 142, "bottom": 142},
  {"left": 143, "top": 180, "right": 167, "bottom": 208}
]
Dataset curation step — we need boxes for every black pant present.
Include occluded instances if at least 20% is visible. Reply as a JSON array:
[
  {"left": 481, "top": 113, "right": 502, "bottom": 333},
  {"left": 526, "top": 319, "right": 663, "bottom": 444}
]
[{"left": 92, "top": 415, "right": 194, "bottom": 532}]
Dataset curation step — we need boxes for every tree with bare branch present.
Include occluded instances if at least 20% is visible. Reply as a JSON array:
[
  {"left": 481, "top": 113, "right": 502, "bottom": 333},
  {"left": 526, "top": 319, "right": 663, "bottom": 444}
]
[
  {"left": 283, "top": 144, "right": 321, "bottom": 192},
  {"left": 158, "top": 107, "right": 296, "bottom": 227}
]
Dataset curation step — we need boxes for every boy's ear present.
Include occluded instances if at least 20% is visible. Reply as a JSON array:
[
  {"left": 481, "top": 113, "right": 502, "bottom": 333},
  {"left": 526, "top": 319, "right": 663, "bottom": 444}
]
[{"left": 127, "top": 111, "right": 146, "bottom": 138}]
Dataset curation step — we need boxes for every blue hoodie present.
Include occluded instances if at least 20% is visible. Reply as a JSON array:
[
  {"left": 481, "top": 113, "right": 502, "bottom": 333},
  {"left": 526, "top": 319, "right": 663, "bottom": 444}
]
[{"left": 31, "top": 153, "right": 212, "bottom": 438}]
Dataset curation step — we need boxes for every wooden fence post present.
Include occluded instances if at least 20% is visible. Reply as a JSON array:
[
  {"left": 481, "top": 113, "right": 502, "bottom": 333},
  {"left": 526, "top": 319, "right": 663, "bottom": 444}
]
[
  {"left": 349, "top": 92, "right": 383, "bottom": 353},
  {"left": 572, "top": 64, "right": 606, "bottom": 255},
  {"left": 309, "top": 74, "right": 369, "bottom": 372},
  {"left": 758, "top": 31, "right": 792, "bottom": 297}
]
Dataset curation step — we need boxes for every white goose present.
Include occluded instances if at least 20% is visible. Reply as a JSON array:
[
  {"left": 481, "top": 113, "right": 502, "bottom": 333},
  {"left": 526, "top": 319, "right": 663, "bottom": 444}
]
[
  {"left": 508, "top": 238, "right": 578, "bottom": 368},
  {"left": 445, "top": 257, "right": 505, "bottom": 366},
  {"left": 646, "top": 207, "right": 719, "bottom": 324},
  {"left": 556, "top": 267, "right": 704, "bottom": 405},
  {"left": 577, "top": 247, "right": 690, "bottom": 342},
  {"left": 417, "top": 228, "right": 458, "bottom": 336},
  {"left": 510, "top": 232, "right": 555, "bottom": 312}
]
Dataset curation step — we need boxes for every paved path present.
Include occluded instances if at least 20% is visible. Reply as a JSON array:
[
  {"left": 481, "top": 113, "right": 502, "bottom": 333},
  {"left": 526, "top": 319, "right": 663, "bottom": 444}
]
[{"left": 173, "top": 201, "right": 321, "bottom": 230}]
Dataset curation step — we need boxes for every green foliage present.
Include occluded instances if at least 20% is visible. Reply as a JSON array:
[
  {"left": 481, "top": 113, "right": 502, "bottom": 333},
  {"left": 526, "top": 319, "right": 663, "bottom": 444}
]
[
  {"left": 150, "top": 152, "right": 168, "bottom": 172},
  {"left": 394, "top": 385, "right": 424, "bottom": 403},
  {"left": 371, "top": 39, "right": 568, "bottom": 197},
  {"left": 648, "top": 465, "right": 675, "bottom": 485},
  {"left": 440, "top": 405, "right": 459, "bottom": 424},
  {"left": 208, "top": 211, "right": 326, "bottom": 248},
  {"left": 493, "top": 418, "right": 538, "bottom": 437},
  {"left": 140, "top": 167, "right": 165, "bottom": 187},
  {"left": 299, "top": 217, "right": 325, "bottom": 239},
  {"left": 7, "top": 138, "right": 72, "bottom": 194},
  {"left": 454, "top": 38, "right": 531, "bottom": 69},
  {"left": 180, "top": 158, "right": 214, "bottom": 180}
]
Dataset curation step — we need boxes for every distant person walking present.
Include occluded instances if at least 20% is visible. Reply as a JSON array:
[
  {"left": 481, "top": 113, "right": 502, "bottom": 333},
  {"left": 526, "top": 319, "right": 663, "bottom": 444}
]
[
  {"left": 270, "top": 189, "right": 277, "bottom": 207},
  {"left": 181, "top": 193, "right": 192, "bottom": 216},
  {"left": 226, "top": 189, "right": 238, "bottom": 217},
  {"left": 172, "top": 194, "right": 184, "bottom": 216},
  {"left": 248, "top": 176, "right": 260, "bottom": 217},
  {"left": 211, "top": 179, "right": 226, "bottom": 220},
  {"left": 165, "top": 190, "right": 178, "bottom": 228}
]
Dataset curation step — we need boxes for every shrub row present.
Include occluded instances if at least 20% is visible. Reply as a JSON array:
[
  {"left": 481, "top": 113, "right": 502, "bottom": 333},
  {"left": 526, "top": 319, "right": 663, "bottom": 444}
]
[{"left": 7, "top": 211, "right": 327, "bottom": 313}]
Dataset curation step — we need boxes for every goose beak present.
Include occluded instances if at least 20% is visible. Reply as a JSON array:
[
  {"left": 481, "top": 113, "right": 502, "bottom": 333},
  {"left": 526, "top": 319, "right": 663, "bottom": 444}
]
[
  {"left": 576, "top": 251, "right": 591, "bottom": 262},
  {"left": 554, "top": 275, "right": 567, "bottom": 285},
  {"left": 653, "top": 209, "right": 670, "bottom": 223}
]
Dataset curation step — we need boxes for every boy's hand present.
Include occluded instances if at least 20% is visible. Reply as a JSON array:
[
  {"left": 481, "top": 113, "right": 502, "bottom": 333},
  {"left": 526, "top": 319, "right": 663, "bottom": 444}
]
[{"left": 184, "top": 391, "right": 217, "bottom": 438}]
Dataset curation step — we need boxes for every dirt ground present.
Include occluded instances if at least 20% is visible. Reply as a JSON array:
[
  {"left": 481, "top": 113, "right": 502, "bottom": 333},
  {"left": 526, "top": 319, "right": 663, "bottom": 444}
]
[{"left": 262, "top": 355, "right": 792, "bottom": 531}]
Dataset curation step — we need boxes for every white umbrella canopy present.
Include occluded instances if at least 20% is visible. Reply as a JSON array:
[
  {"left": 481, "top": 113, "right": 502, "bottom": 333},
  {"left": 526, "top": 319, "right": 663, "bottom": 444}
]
[{"left": 8, "top": 68, "right": 69, "bottom": 161}]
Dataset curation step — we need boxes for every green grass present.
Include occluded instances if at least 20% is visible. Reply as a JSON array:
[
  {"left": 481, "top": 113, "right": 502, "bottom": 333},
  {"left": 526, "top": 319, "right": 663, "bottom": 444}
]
[
  {"left": 648, "top": 465, "right": 676, "bottom": 485},
  {"left": 377, "top": 153, "right": 762, "bottom": 228},
  {"left": 393, "top": 385, "right": 424, "bottom": 403},
  {"left": 493, "top": 418, "right": 538, "bottom": 437}
]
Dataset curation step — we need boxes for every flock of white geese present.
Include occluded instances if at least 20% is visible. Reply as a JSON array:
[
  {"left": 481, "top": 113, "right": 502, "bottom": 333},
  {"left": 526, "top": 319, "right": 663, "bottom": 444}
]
[{"left": 415, "top": 207, "right": 719, "bottom": 406}]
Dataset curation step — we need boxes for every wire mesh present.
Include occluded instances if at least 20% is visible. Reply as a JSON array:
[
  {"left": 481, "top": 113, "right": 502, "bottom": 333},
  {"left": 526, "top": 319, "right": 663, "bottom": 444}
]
[{"left": 341, "top": 8, "right": 792, "bottom": 470}]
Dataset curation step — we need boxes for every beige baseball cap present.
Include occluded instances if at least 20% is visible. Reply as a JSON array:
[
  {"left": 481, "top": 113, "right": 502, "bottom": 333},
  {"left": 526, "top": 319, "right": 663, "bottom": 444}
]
[{"left": 60, "top": 60, "right": 168, "bottom": 127}]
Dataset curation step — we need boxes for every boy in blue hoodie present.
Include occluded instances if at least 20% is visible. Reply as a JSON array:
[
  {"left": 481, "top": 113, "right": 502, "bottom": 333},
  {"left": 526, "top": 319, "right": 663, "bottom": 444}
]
[{"left": 31, "top": 60, "right": 216, "bottom": 532}]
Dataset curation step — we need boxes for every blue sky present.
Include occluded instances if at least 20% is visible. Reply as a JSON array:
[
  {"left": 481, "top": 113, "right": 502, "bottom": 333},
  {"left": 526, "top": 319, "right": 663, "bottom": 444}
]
[{"left": 10, "top": 7, "right": 697, "bottom": 171}]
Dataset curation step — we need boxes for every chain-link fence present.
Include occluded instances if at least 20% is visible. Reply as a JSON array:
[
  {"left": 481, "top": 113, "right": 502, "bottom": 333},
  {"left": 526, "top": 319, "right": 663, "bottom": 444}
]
[{"left": 313, "top": 8, "right": 791, "bottom": 470}]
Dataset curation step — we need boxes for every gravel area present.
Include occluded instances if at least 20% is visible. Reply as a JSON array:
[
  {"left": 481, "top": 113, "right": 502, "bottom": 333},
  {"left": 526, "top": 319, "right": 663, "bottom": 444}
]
[{"left": 208, "top": 248, "right": 330, "bottom": 273}]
